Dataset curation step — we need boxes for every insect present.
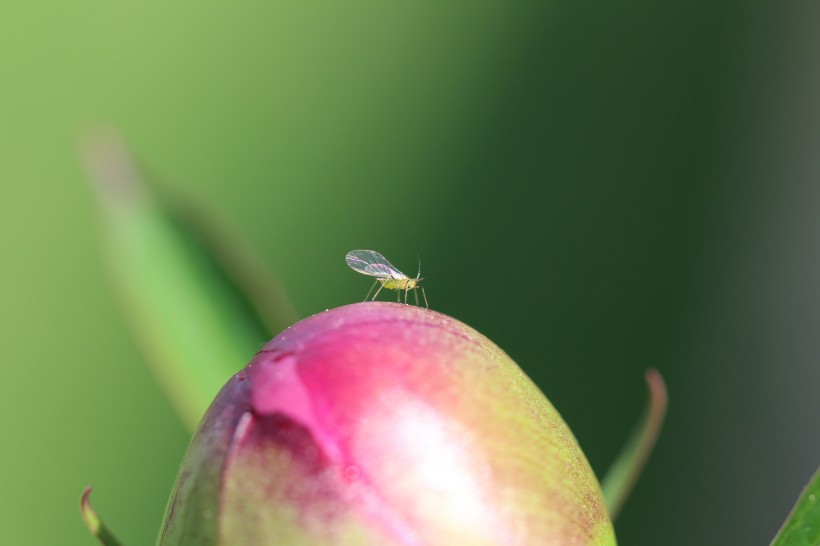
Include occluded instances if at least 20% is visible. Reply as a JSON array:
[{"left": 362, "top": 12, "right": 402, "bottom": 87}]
[{"left": 345, "top": 249, "right": 428, "bottom": 308}]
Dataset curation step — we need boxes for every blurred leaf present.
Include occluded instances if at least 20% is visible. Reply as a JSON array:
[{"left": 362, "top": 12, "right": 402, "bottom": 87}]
[
  {"left": 81, "top": 128, "right": 297, "bottom": 431},
  {"left": 771, "top": 468, "right": 820, "bottom": 546},
  {"left": 81, "top": 487, "right": 124, "bottom": 546},
  {"left": 601, "top": 369, "right": 668, "bottom": 519}
]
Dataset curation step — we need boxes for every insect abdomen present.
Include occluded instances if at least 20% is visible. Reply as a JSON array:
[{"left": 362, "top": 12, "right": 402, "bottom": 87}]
[{"left": 381, "top": 278, "right": 415, "bottom": 290}]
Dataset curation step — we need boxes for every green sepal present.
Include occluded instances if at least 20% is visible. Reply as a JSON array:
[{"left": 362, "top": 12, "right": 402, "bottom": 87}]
[
  {"left": 81, "top": 487, "right": 125, "bottom": 546},
  {"left": 81, "top": 129, "right": 297, "bottom": 431},
  {"left": 771, "top": 467, "right": 820, "bottom": 546},
  {"left": 601, "top": 369, "right": 668, "bottom": 519}
]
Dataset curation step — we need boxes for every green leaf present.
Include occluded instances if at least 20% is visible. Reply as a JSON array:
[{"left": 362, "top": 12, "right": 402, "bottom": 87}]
[
  {"left": 81, "top": 129, "right": 298, "bottom": 431},
  {"left": 771, "top": 467, "right": 820, "bottom": 546},
  {"left": 81, "top": 487, "right": 125, "bottom": 546},
  {"left": 601, "top": 368, "right": 668, "bottom": 519}
]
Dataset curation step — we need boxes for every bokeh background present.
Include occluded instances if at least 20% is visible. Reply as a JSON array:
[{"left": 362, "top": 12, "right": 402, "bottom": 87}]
[{"left": 2, "top": 1, "right": 819, "bottom": 545}]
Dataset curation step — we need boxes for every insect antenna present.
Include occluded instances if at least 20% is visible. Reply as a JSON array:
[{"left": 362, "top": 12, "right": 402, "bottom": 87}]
[{"left": 416, "top": 264, "right": 449, "bottom": 282}]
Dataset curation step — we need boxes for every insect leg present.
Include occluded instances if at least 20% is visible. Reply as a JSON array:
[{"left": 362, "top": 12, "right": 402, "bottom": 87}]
[
  {"left": 397, "top": 289, "right": 401, "bottom": 303},
  {"left": 420, "top": 286, "right": 429, "bottom": 309},
  {"left": 363, "top": 280, "right": 378, "bottom": 302},
  {"left": 413, "top": 287, "right": 419, "bottom": 306},
  {"left": 371, "top": 282, "right": 385, "bottom": 301}
]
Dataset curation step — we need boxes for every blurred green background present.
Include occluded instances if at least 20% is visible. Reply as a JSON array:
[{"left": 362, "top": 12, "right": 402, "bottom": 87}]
[{"left": 2, "top": 1, "right": 819, "bottom": 545}]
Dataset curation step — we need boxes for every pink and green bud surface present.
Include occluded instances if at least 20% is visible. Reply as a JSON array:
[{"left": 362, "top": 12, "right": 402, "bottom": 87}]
[{"left": 159, "top": 302, "right": 616, "bottom": 546}]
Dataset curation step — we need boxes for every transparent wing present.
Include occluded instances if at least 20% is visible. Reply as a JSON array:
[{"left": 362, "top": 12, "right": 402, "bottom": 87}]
[{"left": 345, "top": 249, "right": 406, "bottom": 279}]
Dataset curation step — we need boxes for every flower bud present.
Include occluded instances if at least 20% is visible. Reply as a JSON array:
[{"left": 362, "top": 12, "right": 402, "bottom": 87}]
[{"left": 159, "top": 302, "right": 615, "bottom": 546}]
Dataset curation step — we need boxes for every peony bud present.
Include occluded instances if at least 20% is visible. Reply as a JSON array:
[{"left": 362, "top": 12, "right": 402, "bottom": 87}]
[{"left": 158, "top": 302, "right": 615, "bottom": 546}]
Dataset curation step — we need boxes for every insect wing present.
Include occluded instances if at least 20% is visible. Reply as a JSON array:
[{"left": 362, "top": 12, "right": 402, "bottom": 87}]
[{"left": 345, "top": 249, "right": 405, "bottom": 279}]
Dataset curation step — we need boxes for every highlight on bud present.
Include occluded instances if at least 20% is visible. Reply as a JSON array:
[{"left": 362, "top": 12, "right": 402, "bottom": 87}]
[{"left": 158, "top": 302, "right": 616, "bottom": 546}]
